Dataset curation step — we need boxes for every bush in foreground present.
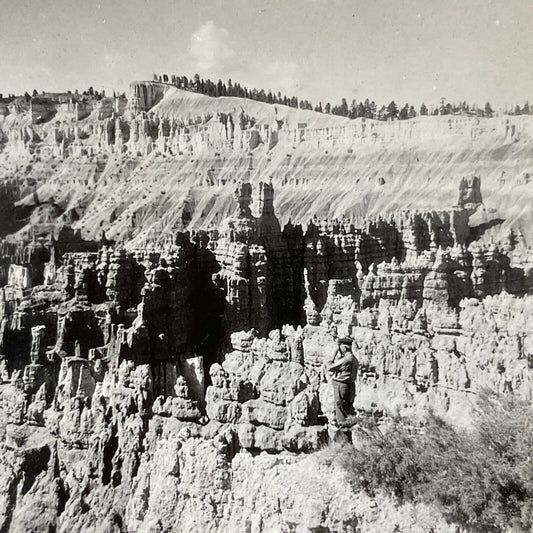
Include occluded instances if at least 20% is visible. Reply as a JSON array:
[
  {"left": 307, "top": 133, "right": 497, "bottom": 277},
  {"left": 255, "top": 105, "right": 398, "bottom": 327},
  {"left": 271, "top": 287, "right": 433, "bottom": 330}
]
[{"left": 335, "top": 392, "right": 533, "bottom": 532}]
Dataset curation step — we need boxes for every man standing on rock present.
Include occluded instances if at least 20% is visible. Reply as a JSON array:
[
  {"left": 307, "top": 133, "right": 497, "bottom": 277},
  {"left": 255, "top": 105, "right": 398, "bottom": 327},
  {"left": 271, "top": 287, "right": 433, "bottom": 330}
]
[{"left": 328, "top": 336, "right": 359, "bottom": 428}]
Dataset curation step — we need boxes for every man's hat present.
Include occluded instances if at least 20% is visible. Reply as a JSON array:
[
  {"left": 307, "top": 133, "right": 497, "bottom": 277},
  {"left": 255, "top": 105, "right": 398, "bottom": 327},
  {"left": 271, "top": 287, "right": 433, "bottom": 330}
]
[{"left": 337, "top": 336, "right": 353, "bottom": 346}]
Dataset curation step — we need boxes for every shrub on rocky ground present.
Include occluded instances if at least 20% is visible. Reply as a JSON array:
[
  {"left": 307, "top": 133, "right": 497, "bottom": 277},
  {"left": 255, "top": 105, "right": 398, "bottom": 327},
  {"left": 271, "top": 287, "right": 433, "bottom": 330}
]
[{"left": 334, "top": 392, "right": 533, "bottom": 532}]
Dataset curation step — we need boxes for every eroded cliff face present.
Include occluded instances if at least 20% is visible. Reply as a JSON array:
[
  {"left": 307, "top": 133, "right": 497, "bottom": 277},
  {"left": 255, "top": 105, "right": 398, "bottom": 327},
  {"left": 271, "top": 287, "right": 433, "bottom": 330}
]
[
  {"left": 0, "top": 84, "right": 532, "bottom": 531},
  {"left": 0, "top": 172, "right": 532, "bottom": 531},
  {"left": 1, "top": 81, "right": 533, "bottom": 257}
]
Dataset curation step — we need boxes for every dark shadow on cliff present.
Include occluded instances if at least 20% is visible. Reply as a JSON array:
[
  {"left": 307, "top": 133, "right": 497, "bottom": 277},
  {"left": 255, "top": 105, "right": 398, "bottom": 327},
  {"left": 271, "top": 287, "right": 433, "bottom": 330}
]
[
  {"left": 468, "top": 218, "right": 505, "bottom": 245},
  {"left": 191, "top": 235, "right": 225, "bottom": 387}
]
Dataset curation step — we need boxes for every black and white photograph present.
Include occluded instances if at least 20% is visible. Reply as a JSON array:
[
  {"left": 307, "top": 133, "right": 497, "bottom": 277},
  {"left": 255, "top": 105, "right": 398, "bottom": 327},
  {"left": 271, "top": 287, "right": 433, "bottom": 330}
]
[{"left": 0, "top": 1, "right": 532, "bottom": 531}]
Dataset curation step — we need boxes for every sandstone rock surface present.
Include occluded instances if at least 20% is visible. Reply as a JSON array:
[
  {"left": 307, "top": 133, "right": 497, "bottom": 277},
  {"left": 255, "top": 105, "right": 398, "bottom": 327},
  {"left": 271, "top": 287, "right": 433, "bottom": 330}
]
[{"left": 0, "top": 86, "right": 532, "bottom": 531}]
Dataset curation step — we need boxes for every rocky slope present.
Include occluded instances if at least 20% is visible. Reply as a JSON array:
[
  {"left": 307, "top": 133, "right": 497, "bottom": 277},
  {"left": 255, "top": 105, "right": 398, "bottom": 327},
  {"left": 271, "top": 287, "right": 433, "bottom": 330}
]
[
  {"left": 0, "top": 84, "right": 532, "bottom": 532},
  {"left": 1, "top": 82, "right": 533, "bottom": 249}
]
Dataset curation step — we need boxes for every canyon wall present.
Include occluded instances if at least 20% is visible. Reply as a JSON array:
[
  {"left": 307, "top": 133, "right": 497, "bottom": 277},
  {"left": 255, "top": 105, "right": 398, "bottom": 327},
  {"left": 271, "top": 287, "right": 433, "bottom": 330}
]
[
  {"left": 0, "top": 84, "right": 532, "bottom": 531},
  {"left": 0, "top": 177, "right": 531, "bottom": 530},
  {"left": 1, "top": 82, "right": 532, "bottom": 251}
]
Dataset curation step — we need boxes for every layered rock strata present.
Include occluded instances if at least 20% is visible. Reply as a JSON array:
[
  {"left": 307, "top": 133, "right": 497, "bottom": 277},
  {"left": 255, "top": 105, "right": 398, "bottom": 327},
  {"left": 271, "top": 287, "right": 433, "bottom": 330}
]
[
  {"left": 0, "top": 178, "right": 531, "bottom": 531},
  {"left": 1, "top": 81, "right": 533, "bottom": 251}
]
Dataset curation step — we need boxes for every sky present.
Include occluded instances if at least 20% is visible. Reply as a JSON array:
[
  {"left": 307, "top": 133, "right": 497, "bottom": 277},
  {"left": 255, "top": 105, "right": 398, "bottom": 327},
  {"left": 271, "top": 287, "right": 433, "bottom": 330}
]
[{"left": 1, "top": 0, "right": 532, "bottom": 109}]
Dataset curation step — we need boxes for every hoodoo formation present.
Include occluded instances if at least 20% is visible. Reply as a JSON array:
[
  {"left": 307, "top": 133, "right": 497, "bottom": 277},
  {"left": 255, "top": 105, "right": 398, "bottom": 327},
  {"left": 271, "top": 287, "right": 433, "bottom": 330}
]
[{"left": 0, "top": 83, "right": 532, "bottom": 532}]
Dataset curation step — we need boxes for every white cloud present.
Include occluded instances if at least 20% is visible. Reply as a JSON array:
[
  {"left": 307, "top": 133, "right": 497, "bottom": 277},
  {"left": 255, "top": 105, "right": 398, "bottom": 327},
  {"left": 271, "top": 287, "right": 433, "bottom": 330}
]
[{"left": 188, "top": 20, "right": 238, "bottom": 75}]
